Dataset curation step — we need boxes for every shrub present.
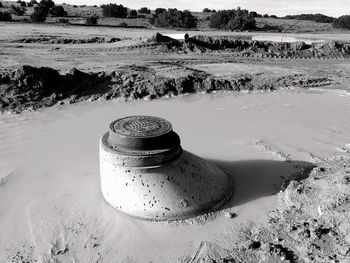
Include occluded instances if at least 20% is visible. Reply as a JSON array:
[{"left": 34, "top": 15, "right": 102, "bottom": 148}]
[
  {"left": 101, "top": 4, "right": 127, "bottom": 18},
  {"left": 73, "top": 5, "right": 77, "bottom": 8},
  {"left": 209, "top": 8, "right": 256, "bottom": 31},
  {"left": 151, "top": 8, "right": 197, "bottom": 28},
  {"left": 57, "top": 17, "right": 68, "bottom": 23},
  {"left": 270, "top": 15, "right": 278, "bottom": 18},
  {"left": 86, "top": 15, "right": 98, "bottom": 25},
  {"left": 137, "top": 14, "right": 146, "bottom": 18},
  {"left": 333, "top": 15, "right": 350, "bottom": 29},
  {"left": 20, "top": 1, "right": 27, "bottom": 7},
  {"left": 30, "top": 0, "right": 38, "bottom": 5},
  {"left": 263, "top": 14, "right": 269, "bottom": 18},
  {"left": 262, "top": 23, "right": 283, "bottom": 32},
  {"left": 0, "top": 11, "right": 12, "bottom": 21},
  {"left": 11, "top": 5, "right": 26, "bottom": 15},
  {"left": 49, "top": 5, "right": 67, "bottom": 16},
  {"left": 0, "top": 2, "right": 3, "bottom": 8},
  {"left": 202, "top": 8, "right": 211, "bottom": 12},
  {"left": 138, "top": 7, "right": 150, "bottom": 14},
  {"left": 127, "top": 9, "right": 138, "bottom": 18}
]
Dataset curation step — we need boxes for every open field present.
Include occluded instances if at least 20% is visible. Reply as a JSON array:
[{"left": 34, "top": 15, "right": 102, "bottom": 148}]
[
  {"left": 1, "top": 22, "right": 350, "bottom": 113},
  {"left": 1, "top": 6, "right": 350, "bottom": 262}
]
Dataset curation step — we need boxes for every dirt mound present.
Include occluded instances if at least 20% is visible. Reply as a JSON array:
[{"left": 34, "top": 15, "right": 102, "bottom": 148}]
[
  {"left": 145, "top": 33, "right": 350, "bottom": 59},
  {"left": 12, "top": 37, "right": 121, "bottom": 44},
  {"left": 192, "top": 157, "right": 350, "bottom": 262},
  {"left": 0, "top": 65, "right": 334, "bottom": 113},
  {"left": 146, "top": 33, "right": 182, "bottom": 46}
]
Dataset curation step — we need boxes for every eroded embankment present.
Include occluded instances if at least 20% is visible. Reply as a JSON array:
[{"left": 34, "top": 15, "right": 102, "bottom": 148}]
[
  {"left": 144, "top": 33, "right": 350, "bottom": 59},
  {"left": 0, "top": 64, "right": 334, "bottom": 113},
  {"left": 192, "top": 157, "right": 350, "bottom": 262}
]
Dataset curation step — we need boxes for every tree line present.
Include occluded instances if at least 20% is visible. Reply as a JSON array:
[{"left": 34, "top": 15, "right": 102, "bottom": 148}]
[{"left": 1, "top": 1, "right": 350, "bottom": 30}]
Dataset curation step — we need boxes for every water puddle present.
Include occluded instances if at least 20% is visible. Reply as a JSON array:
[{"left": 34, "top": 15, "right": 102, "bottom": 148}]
[
  {"left": 162, "top": 33, "right": 186, "bottom": 40},
  {"left": 252, "top": 35, "right": 325, "bottom": 44},
  {"left": 0, "top": 90, "right": 349, "bottom": 262}
]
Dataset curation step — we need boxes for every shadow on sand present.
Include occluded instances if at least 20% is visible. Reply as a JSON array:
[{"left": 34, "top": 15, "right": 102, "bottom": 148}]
[{"left": 210, "top": 159, "right": 315, "bottom": 210}]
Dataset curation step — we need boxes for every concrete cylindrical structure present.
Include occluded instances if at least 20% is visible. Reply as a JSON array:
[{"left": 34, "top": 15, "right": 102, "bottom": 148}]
[{"left": 99, "top": 116, "right": 232, "bottom": 221}]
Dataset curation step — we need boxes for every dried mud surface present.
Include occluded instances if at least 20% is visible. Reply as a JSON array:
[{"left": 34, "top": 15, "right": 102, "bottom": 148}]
[
  {"left": 191, "top": 157, "right": 350, "bottom": 263},
  {"left": 0, "top": 64, "right": 335, "bottom": 113}
]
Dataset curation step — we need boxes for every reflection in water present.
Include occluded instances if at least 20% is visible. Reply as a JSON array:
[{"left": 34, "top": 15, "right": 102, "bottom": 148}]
[
  {"left": 252, "top": 35, "right": 325, "bottom": 44},
  {"left": 162, "top": 33, "right": 186, "bottom": 40}
]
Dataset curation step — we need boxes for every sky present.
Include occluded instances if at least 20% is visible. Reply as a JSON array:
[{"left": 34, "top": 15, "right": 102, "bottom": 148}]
[{"left": 15, "top": 0, "right": 350, "bottom": 17}]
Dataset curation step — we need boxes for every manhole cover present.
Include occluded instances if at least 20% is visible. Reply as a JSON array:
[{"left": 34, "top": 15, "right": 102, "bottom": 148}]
[
  {"left": 110, "top": 116, "right": 172, "bottom": 137},
  {"left": 100, "top": 116, "right": 233, "bottom": 221}
]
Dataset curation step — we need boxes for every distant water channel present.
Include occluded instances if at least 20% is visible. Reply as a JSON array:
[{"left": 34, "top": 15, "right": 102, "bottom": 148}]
[{"left": 252, "top": 35, "right": 325, "bottom": 44}]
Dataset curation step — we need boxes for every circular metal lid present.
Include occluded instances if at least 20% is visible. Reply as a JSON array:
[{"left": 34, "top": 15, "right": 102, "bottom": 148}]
[
  {"left": 110, "top": 116, "right": 172, "bottom": 138},
  {"left": 104, "top": 116, "right": 181, "bottom": 166}
]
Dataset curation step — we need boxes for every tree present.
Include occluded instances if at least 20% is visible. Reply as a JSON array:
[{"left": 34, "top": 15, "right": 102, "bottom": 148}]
[
  {"left": 41, "top": 0, "right": 54, "bottom": 10},
  {"left": 263, "top": 14, "right": 269, "bottom": 18},
  {"left": 283, "top": 14, "right": 335, "bottom": 23},
  {"left": 249, "top": 11, "right": 258, "bottom": 17},
  {"left": 49, "top": 5, "right": 67, "bottom": 17},
  {"left": 333, "top": 15, "right": 350, "bottom": 29},
  {"left": 151, "top": 8, "right": 198, "bottom": 28},
  {"left": 30, "top": 0, "right": 55, "bottom": 22},
  {"left": 0, "top": 11, "right": 12, "bottom": 21},
  {"left": 101, "top": 4, "right": 128, "bottom": 18},
  {"left": 249, "top": 11, "right": 263, "bottom": 18},
  {"left": 11, "top": 4, "right": 26, "bottom": 15},
  {"left": 138, "top": 7, "right": 150, "bottom": 14},
  {"left": 128, "top": 9, "right": 138, "bottom": 18},
  {"left": 209, "top": 9, "right": 256, "bottom": 31},
  {"left": 154, "top": 8, "right": 166, "bottom": 16},
  {"left": 202, "top": 8, "right": 211, "bottom": 12}
]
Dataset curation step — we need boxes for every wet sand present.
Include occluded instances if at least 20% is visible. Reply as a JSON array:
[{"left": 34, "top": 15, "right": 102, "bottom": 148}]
[{"left": 0, "top": 89, "right": 349, "bottom": 262}]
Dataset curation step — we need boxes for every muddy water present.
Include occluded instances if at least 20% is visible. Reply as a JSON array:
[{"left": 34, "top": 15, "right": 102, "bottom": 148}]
[
  {"left": 0, "top": 89, "right": 350, "bottom": 262},
  {"left": 252, "top": 35, "right": 325, "bottom": 44}
]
